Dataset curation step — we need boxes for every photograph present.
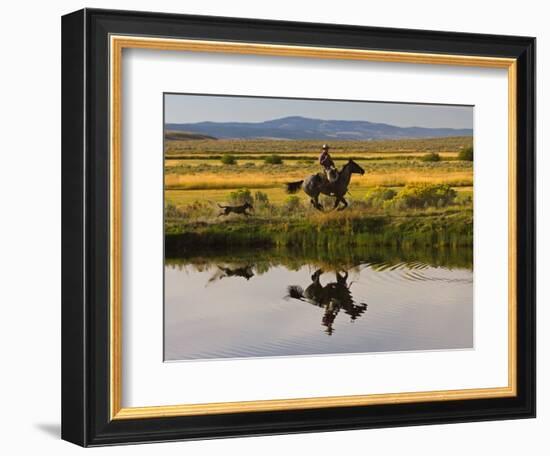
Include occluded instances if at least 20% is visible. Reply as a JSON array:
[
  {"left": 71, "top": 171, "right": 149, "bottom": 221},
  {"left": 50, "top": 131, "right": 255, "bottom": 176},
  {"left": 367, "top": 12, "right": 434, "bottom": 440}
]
[
  {"left": 57, "top": 5, "right": 536, "bottom": 448},
  {"left": 163, "top": 94, "right": 475, "bottom": 361}
]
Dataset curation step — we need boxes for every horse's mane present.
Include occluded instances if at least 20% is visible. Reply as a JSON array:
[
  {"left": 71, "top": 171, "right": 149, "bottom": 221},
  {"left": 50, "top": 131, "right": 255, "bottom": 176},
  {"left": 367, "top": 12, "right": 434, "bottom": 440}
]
[{"left": 339, "top": 159, "right": 354, "bottom": 173}]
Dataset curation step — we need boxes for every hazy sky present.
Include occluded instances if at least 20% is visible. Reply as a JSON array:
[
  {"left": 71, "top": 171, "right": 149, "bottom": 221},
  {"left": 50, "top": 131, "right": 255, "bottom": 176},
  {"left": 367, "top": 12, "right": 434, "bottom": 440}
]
[{"left": 164, "top": 93, "right": 473, "bottom": 129}]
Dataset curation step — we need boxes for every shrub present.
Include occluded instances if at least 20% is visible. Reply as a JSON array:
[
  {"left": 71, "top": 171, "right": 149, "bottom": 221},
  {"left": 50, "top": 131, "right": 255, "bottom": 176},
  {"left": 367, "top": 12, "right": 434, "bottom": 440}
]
[
  {"left": 458, "top": 146, "right": 474, "bottom": 161},
  {"left": 179, "top": 200, "right": 214, "bottom": 218},
  {"left": 364, "top": 187, "right": 397, "bottom": 208},
  {"left": 165, "top": 202, "right": 182, "bottom": 218},
  {"left": 228, "top": 188, "right": 253, "bottom": 205},
  {"left": 456, "top": 192, "right": 473, "bottom": 206},
  {"left": 254, "top": 191, "right": 270, "bottom": 206},
  {"left": 283, "top": 195, "right": 303, "bottom": 213},
  {"left": 393, "top": 183, "right": 457, "bottom": 209},
  {"left": 421, "top": 152, "right": 441, "bottom": 162},
  {"left": 220, "top": 154, "right": 237, "bottom": 165},
  {"left": 264, "top": 154, "right": 283, "bottom": 165}
]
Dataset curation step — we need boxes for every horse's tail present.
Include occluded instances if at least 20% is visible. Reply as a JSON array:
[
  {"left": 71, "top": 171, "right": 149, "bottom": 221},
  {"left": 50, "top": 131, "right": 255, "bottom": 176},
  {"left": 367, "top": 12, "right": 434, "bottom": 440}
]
[
  {"left": 286, "top": 285, "right": 305, "bottom": 301},
  {"left": 285, "top": 180, "right": 304, "bottom": 194}
]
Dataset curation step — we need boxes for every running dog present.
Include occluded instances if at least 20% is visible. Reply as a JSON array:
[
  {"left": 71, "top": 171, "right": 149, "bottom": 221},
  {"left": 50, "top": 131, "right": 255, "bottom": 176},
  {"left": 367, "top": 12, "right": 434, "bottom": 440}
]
[{"left": 217, "top": 202, "right": 253, "bottom": 216}]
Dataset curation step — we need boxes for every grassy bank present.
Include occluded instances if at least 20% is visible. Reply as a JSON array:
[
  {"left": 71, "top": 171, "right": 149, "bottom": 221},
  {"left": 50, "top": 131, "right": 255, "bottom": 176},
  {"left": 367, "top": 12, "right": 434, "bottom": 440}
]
[{"left": 166, "top": 208, "right": 473, "bottom": 255}]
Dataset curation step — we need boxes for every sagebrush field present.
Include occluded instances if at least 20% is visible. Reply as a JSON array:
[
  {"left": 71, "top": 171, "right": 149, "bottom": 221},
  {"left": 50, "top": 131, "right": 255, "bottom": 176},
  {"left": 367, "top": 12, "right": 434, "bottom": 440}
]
[{"left": 164, "top": 136, "right": 474, "bottom": 255}]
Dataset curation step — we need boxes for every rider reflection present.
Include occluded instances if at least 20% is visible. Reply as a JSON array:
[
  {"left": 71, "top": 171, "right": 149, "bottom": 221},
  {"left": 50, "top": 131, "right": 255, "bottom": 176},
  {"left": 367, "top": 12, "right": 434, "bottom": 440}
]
[{"left": 287, "top": 269, "right": 368, "bottom": 335}]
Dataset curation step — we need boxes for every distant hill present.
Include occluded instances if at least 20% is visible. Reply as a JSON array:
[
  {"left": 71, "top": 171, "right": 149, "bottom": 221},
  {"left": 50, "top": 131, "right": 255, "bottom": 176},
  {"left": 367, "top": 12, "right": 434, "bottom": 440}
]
[
  {"left": 164, "top": 130, "right": 217, "bottom": 141},
  {"left": 165, "top": 116, "right": 473, "bottom": 141}
]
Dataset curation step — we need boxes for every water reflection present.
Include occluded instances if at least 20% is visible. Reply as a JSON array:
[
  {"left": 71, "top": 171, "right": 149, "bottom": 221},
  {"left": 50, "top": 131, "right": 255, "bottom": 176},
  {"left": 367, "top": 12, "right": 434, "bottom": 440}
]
[
  {"left": 208, "top": 264, "right": 255, "bottom": 283},
  {"left": 287, "top": 269, "right": 368, "bottom": 335},
  {"left": 164, "top": 246, "right": 473, "bottom": 361}
]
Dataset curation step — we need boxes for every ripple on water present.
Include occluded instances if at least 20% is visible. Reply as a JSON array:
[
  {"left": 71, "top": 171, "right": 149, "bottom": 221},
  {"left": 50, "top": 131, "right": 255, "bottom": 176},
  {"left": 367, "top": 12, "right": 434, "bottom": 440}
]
[{"left": 164, "top": 259, "right": 473, "bottom": 361}]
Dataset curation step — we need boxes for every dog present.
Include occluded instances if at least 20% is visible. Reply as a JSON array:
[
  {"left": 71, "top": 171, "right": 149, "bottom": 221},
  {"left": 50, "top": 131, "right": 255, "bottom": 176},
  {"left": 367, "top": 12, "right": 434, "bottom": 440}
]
[{"left": 217, "top": 202, "right": 253, "bottom": 216}]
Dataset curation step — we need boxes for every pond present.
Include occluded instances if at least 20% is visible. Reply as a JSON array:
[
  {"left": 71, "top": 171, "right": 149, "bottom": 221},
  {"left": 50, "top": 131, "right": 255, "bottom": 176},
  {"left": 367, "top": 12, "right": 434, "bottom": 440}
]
[{"left": 164, "top": 245, "right": 473, "bottom": 361}]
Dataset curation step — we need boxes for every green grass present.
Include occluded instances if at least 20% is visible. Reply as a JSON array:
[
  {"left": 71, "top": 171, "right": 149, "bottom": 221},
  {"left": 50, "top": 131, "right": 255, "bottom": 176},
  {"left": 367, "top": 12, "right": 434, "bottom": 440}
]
[
  {"left": 264, "top": 154, "right": 284, "bottom": 165},
  {"left": 458, "top": 146, "right": 474, "bottom": 161},
  {"left": 421, "top": 152, "right": 441, "bottom": 162},
  {"left": 220, "top": 154, "right": 237, "bottom": 165},
  {"left": 166, "top": 205, "right": 473, "bottom": 254},
  {"left": 166, "top": 185, "right": 472, "bottom": 206}
]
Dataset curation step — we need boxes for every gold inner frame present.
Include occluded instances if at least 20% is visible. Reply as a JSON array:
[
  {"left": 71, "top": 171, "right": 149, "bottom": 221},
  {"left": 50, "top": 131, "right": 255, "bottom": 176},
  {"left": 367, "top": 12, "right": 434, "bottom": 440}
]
[{"left": 109, "top": 35, "right": 518, "bottom": 420}]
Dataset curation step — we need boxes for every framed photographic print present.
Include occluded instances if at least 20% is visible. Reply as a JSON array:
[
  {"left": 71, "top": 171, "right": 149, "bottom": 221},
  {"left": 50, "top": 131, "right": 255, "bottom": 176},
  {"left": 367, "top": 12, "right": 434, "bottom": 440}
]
[{"left": 61, "top": 8, "right": 536, "bottom": 447}]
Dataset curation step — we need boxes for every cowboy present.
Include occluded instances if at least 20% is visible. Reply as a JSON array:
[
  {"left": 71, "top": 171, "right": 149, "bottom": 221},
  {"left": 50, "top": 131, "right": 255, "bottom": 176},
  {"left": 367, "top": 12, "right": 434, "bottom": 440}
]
[{"left": 319, "top": 144, "right": 338, "bottom": 183}]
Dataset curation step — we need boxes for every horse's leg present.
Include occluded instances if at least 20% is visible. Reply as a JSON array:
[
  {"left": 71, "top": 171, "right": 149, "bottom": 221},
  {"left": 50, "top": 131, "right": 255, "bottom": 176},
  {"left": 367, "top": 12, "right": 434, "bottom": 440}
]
[
  {"left": 332, "top": 197, "right": 341, "bottom": 211},
  {"left": 303, "top": 177, "right": 320, "bottom": 210},
  {"left": 337, "top": 197, "right": 348, "bottom": 211},
  {"left": 314, "top": 194, "right": 323, "bottom": 211}
]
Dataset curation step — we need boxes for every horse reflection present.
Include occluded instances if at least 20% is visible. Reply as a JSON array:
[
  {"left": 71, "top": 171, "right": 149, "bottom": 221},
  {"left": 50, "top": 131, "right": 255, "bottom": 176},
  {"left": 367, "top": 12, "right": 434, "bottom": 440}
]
[
  {"left": 287, "top": 269, "right": 368, "bottom": 335},
  {"left": 208, "top": 264, "right": 255, "bottom": 283}
]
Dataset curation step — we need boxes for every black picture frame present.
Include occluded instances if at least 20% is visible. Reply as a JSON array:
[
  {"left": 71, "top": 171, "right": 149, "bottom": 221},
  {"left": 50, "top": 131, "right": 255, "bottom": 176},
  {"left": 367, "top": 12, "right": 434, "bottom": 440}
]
[{"left": 62, "top": 8, "right": 536, "bottom": 447}]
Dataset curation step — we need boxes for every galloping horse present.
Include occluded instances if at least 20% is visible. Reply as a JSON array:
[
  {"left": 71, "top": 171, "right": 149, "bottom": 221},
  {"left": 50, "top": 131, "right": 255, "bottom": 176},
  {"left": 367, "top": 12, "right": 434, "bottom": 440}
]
[{"left": 285, "top": 159, "right": 365, "bottom": 211}]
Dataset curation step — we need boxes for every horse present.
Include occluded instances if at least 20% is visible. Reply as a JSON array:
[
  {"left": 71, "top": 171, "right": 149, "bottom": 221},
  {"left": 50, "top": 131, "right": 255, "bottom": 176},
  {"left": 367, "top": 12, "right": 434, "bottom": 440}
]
[
  {"left": 286, "top": 269, "right": 368, "bottom": 335},
  {"left": 285, "top": 159, "right": 365, "bottom": 211}
]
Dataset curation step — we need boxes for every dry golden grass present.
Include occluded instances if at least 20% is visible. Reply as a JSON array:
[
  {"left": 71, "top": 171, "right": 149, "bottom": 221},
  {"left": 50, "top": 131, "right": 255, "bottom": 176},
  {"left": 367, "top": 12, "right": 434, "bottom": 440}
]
[
  {"left": 163, "top": 137, "right": 474, "bottom": 208},
  {"left": 352, "top": 170, "right": 473, "bottom": 187},
  {"left": 165, "top": 169, "right": 472, "bottom": 191},
  {"left": 165, "top": 171, "right": 306, "bottom": 190},
  {"left": 164, "top": 136, "right": 473, "bottom": 155},
  {"left": 165, "top": 151, "right": 458, "bottom": 164}
]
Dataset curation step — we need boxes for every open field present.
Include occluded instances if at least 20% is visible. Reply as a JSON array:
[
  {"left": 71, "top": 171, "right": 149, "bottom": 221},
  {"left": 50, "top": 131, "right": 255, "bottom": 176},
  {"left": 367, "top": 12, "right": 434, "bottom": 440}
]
[
  {"left": 165, "top": 165, "right": 473, "bottom": 189},
  {"left": 164, "top": 136, "right": 474, "bottom": 249},
  {"left": 165, "top": 152, "right": 460, "bottom": 165},
  {"left": 165, "top": 140, "right": 473, "bottom": 205},
  {"left": 167, "top": 185, "right": 473, "bottom": 206},
  {"left": 165, "top": 139, "right": 473, "bottom": 198},
  {"left": 165, "top": 136, "right": 473, "bottom": 155}
]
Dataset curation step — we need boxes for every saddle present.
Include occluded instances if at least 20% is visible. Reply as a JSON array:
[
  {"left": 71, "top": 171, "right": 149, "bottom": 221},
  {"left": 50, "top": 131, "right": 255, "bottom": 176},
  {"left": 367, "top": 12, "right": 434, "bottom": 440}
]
[{"left": 316, "top": 169, "right": 339, "bottom": 185}]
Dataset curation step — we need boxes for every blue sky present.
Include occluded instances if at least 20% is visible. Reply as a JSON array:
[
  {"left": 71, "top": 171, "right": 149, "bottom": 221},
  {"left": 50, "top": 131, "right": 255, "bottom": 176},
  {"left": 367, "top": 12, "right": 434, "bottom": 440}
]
[{"left": 165, "top": 93, "right": 473, "bottom": 129}]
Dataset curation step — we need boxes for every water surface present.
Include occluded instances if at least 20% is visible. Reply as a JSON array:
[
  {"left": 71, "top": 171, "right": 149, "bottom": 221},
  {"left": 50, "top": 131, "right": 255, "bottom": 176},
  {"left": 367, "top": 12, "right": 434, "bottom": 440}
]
[{"left": 164, "top": 247, "right": 473, "bottom": 361}]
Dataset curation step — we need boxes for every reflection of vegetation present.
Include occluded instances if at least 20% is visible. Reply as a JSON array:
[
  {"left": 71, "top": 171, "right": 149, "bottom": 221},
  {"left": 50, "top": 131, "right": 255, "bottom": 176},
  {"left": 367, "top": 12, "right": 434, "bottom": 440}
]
[
  {"left": 165, "top": 242, "right": 473, "bottom": 271},
  {"left": 167, "top": 244, "right": 471, "bottom": 337}
]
